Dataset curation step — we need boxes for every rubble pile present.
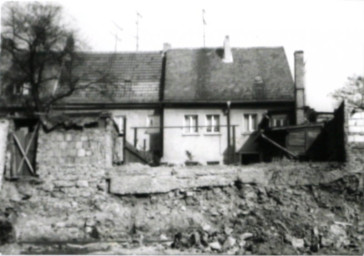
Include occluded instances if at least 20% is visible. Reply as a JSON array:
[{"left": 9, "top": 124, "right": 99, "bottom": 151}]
[
  {"left": 167, "top": 179, "right": 363, "bottom": 254},
  {"left": 0, "top": 163, "right": 363, "bottom": 254}
]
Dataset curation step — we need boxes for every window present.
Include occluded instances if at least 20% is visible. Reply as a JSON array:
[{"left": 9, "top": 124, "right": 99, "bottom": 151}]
[
  {"left": 243, "top": 114, "right": 258, "bottom": 132},
  {"left": 146, "top": 115, "right": 160, "bottom": 134},
  {"left": 147, "top": 117, "right": 153, "bottom": 127},
  {"left": 206, "top": 115, "right": 220, "bottom": 133},
  {"left": 184, "top": 115, "right": 198, "bottom": 133},
  {"left": 271, "top": 115, "right": 288, "bottom": 127},
  {"left": 22, "top": 83, "right": 30, "bottom": 95},
  {"left": 13, "top": 83, "right": 31, "bottom": 96},
  {"left": 254, "top": 76, "right": 265, "bottom": 99},
  {"left": 147, "top": 116, "right": 159, "bottom": 127},
  {"left": 124, "top": 79, "right": 132, "bottom": 88}
]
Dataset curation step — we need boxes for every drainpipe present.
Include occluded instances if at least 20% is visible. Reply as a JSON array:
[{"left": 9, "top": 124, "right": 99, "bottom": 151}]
[
  {"left": 133, "top": 127, "right": 137, "bottom": 148},
  {"left": 226, "top": 101, "right": 231, "bottom": 164}
]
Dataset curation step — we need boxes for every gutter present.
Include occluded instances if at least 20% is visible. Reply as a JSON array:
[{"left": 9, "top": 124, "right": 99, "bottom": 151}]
[{"left": 268, "top": 122, "right": 325, "bottom": 131}]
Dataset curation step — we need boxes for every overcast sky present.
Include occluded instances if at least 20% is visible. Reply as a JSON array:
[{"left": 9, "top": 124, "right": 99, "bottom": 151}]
[{"left": 1, "top": 0, "right": 364, "bottom": 111}]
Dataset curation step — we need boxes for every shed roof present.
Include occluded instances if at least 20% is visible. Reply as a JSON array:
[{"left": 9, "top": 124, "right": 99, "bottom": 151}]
[{"left": 163, "top": 47, "right": 294, "bottom": 103}]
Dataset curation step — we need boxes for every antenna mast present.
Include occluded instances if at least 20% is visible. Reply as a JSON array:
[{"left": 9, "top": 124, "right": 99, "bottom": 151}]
[
  {"left": 136, "top": 12, "right": 142, "bottom": 51},
  {"left": 202, "top": 9, "right": 206, "bottom": 47},
  {"left": 111, "top": 21, "right": 123, "bottom": 52}
]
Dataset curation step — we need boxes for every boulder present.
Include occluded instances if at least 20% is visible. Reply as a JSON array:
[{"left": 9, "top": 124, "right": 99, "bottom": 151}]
[
  {"left": 291, "top": 237, "right": 305, "bottom": 249},
  {"left": 240, "top": 232, "right": 253, "bottom": 240},
  {"left": 76, "top": 180, "right": 89, "bottom": 188},
  {"left": 223, "top": 236, "right": 236, "bottom": 250},
  {"left": 209, "top": 241, "right": 222, "bottom": 251},
  {"left": 224, "top": 226, "right": 233, "bottom": 235}
]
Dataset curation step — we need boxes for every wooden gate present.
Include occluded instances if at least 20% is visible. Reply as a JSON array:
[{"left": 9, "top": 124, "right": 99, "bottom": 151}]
[{"left": 8, "top": 119, "right": 39, "bottom": 178}]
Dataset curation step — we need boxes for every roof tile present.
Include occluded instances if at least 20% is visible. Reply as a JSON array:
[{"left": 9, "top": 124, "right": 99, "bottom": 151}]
[
  {"left": 64, "top": 52, "right": 163, "bottom": 103},
  {"left": 164, "top": 47, "right": 295, "bottom": 102}
]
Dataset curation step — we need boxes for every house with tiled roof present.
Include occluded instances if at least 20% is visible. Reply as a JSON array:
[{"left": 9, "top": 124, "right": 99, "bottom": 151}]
[
  {"left": 1, "top": 36, "right": 307, "bottom": 169},
  {"left": 0, "top": 50, "right": 166, "bottom": 169},
  {"left": 56, "top": 51, "right": 165, "bottom": 163},
  {"left": 161, "top": 36, "right": 304, "bottom": 164}
]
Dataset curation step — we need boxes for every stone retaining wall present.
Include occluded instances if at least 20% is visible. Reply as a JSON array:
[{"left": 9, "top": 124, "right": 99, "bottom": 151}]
[{"left": 108, "top": 163, "right": 359, "bottom": 195}]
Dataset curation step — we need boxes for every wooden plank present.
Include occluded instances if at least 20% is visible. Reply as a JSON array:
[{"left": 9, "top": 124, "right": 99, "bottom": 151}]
[
  {"left": 261, "top": 133, "right": 298, "bottom": 159},
  {"left": 287, "top": 131, "right": 305, "bottom": 146},
  {"left": 16, "top": 123, "right": 39, "bottom": 175}
]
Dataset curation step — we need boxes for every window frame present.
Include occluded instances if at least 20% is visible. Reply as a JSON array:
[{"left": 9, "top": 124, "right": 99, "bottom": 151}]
[
  {"left": 242, "top": 113, "right": 259, "bottom": 133},
  {"left": 124, "top": 79, "right": 132, "bottom": 87},
  {"left": 205, "top": 114, "right": 220, "bottom": 134},
  {"left": 183, "top": 115, "right": 199, "bottom": 134},
  {"left": 271, "top": 114, "right": 289, "bottom": 128}
]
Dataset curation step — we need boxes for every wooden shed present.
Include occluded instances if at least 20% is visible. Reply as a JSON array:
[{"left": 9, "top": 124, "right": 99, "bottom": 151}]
[{"left": 261, "top": 123, "right": 327, "bottom": 161}]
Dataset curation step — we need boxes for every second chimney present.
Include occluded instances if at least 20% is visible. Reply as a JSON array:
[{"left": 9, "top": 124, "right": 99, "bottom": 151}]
[
  {"left": 222, "top": 35, "right": 233, "bottom": 63},
  {"left": 294, "top": 51, "right": 306, "bottom": 125},
  {"left": 163, "top": 43, "right": 171, "bottom": 52}
]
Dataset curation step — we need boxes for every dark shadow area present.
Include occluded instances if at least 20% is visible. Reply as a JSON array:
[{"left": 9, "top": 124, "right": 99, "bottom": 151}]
[
  {"left": 241, "top": 153, "right": 260, "bottom": 165},
  {"left": 215, "top": 48, "right": 224, "bottom": 59}
]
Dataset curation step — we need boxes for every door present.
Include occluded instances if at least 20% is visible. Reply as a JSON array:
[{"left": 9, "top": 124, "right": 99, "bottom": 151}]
[{"left": 10, "top": 119, "right": 39, "bottom": 178}]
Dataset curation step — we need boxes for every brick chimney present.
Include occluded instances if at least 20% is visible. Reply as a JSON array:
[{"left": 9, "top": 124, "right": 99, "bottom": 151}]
[
  {"left": 294, "top": 51, "right": 306, "bottom": 125},
  {"left": 163, "top": 43, "right": 171, "bottom": 52},
  {"left": 162, "top": 43, "right": 171, "bottom": 56},
  {"left": 222, "top": 35, "right": 233, "bottom": 63}
]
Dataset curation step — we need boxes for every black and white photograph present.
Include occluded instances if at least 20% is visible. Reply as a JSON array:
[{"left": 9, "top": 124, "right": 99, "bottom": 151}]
[{"left": 0, "top": 0, "right": 363, "bottom": 254}]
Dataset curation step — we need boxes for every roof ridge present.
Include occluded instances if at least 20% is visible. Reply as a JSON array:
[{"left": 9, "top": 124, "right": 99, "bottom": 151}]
[
  {"left": 77, "top": 51, "right": 162, "bottom": 55},
  {"left": 167, "top": 46, "right": 284, "bottom": 51}
]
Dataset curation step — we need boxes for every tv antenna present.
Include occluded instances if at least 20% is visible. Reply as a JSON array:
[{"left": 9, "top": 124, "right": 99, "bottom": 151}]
[
  {"left": 202, "top": 9, "right": 207, "bottom": 47},
  {"left": 111, "top": 20, "right": 123, "bottom": 52},
  {"left": 136, "top": 12, "right": 143, "bottom": 51}
]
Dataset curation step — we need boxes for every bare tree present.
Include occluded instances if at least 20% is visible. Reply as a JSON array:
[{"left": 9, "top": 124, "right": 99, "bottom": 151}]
[
  {"left": 332, "top": 75, "right": 364, "bottom": 110},
  {"left": 1, "top": 2, "right": 115, "bottom": 115}
]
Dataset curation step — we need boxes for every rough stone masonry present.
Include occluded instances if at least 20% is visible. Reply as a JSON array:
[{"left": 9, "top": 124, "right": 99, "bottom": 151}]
[
  {"left": 36, "top": 119, "right": 113, "bottom": 168},
  {"left": 0, "top": 101, "right": 363, "bottom": 253}
]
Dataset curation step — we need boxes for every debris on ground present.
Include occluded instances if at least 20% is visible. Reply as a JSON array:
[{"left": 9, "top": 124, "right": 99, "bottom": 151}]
[{"left": 0, "top": 162, "right": 363, "bottom": 254}]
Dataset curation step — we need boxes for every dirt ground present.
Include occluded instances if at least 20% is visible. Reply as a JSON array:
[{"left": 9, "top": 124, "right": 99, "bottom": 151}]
[{"left": 0, "top": 162, "right": 363, "bottom": 255}]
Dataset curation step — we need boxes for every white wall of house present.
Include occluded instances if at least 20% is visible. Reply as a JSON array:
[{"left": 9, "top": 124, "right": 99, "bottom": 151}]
[
  {"left": 348, "top": 110, "right": 364, "bottom": 143},
  {"left": 162, "top": 108, "right": 227, "bottom": 165},
  {"left": 230, "top": 108, "right": 267, "bottom": 151},
  {"left": 110, "top": 109, "right": 159, "bottom": 151},
  {"left": 162, "top": 108, "right": 270, "bottom": 165}
]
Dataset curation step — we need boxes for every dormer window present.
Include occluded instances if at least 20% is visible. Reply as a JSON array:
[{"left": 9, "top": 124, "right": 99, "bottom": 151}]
[
  {"left": 271, "top": 114, "right": 289, "bottom": 127},
  {"left": 124, "top": 79, "right": 132, "bottom": 87},
  {"left": 254, "top": 76, "right": 265, "bottom": 99},
  {"left": 254, "top": 76, "right": 264, "bottom": 85}
]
